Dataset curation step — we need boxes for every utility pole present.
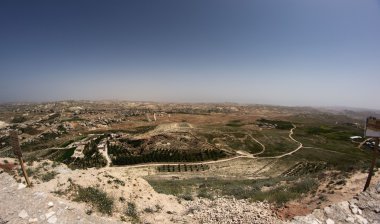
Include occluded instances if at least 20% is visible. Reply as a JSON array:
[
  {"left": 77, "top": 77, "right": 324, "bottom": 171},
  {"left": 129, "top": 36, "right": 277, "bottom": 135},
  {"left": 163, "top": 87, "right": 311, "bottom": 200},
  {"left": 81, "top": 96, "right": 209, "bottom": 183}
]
[
  {"left": 9, "top": 130, "right": 32, "bottom": 187},
  {"left": 363, "top": 117, "right": 380, "bottom": 191},
  {"left": 363, "top": 137, "right": 379, "bottom": 191}
]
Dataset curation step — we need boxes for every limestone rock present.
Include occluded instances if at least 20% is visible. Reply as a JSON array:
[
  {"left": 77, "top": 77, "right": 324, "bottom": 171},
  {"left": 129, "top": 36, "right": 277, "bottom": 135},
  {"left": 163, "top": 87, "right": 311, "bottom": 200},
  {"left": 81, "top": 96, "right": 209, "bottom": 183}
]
[
  {"left": 45, "top": 211, "right": 55, "bottom": 219},
  {"left": 18, "top": 209, "right": 28, "bottom": 219},
  {"left": 18, "top": 183, "right": 26, "bottom": 190},
  {"left": 290, "top": 181, "right": 380, "bottom": 224},
  {"left": 47, "top": 215, "right": 58, "bottom": 224},
  {"left": 28, "top": 218, "right": 38, "bottom": 223},
  {"left": 48, "top": 201, "right": 54, "bottom": 208}
]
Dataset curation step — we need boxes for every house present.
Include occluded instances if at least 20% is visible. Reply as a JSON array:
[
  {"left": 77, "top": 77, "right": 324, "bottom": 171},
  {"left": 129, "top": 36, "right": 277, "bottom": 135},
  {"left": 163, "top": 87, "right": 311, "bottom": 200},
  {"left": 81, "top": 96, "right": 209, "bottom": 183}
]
[
  {"left": 350, "top": 136, "right": 362, "bottom": 140},
  {"left": 71, "top": 144, "right": 85, "bottom": 158}
]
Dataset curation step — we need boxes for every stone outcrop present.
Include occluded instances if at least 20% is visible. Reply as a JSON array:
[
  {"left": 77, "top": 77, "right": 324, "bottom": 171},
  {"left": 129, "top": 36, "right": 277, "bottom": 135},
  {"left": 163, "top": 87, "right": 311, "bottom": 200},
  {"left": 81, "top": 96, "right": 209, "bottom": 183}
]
[{"left": 291, "top": 182, "right": 380, "bottom": 224}]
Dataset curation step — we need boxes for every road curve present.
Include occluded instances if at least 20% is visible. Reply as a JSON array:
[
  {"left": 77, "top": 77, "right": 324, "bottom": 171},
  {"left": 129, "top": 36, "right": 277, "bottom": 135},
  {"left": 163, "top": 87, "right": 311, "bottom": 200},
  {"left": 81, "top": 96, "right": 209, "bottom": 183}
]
[
  {"left": 111, "top": 124, "right": 303, "bottom": 169},
  {"left": 102, "top": 144, "right": 112, "bottom": 168},
  {"left": 249, "top": 134, "right": 266, "bottom": 156},
  {"left": 258, "top": 124, "right": 303, "bottom": 159},
  {"left": 111, "top": 155, "right": 248, "bottom": 169}
]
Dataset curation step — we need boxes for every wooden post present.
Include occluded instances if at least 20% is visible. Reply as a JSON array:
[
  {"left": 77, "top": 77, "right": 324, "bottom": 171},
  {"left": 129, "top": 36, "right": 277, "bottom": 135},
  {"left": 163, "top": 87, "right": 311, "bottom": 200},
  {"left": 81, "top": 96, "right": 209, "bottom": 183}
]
[
  {"left": 18, "top": 156, "right": 31, "bottom": 187},
  {"left": 363, "top": 137, "right": 379, "bottom": 191},
  {"left": 9, "top": 130, "right": 32, "bottom": 187}
]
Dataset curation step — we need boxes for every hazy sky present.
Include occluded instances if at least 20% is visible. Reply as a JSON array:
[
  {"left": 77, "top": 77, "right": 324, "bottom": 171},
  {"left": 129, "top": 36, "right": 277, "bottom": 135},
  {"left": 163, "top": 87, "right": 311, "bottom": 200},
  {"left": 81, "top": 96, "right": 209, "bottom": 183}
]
[{"left": 1, "top": 1, "right": 380, "bottom": 109}]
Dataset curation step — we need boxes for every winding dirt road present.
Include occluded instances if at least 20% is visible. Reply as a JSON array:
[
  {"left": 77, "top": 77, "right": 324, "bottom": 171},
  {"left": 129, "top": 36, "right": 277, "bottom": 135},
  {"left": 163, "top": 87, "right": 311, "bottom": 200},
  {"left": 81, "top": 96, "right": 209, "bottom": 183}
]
[
  {"left": 257, "top": 125, "right": 303, "bottom": 159},
  {"left": 249, "top": 134, "right": 266, "bottom": 156},
  {"left": 101, "top": 144, "right": 112, "bottom": 167},
  {"left": 114, "top": 124, "right": 303, "bottom": 169}
]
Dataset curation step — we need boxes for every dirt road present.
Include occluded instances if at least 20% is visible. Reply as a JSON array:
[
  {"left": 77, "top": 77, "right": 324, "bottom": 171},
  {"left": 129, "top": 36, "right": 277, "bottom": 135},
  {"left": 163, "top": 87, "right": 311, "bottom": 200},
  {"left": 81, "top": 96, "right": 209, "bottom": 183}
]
[
  {"left": 259, "top": 125, "right": 303, "bottom": 159},
  {"left": 101, "top": 144, "right": 112, "bottom": 167},
  {"left": 114, "top": 125, "right": 303, "bottom": 169}
]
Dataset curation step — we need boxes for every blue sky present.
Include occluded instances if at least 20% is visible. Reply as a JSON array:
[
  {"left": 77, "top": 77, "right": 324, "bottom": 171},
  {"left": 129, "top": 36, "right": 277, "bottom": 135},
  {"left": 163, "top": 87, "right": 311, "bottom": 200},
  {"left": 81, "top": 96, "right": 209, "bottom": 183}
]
[{"left": 1, "top": 0, "right": 380, "bottom": 109}]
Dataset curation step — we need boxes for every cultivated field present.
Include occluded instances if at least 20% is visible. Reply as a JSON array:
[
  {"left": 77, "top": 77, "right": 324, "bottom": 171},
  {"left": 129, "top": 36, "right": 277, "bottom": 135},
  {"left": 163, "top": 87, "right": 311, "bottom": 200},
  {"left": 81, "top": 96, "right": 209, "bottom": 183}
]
[{"left": 0, "top": 101, "right": 378, "bottom": 222}]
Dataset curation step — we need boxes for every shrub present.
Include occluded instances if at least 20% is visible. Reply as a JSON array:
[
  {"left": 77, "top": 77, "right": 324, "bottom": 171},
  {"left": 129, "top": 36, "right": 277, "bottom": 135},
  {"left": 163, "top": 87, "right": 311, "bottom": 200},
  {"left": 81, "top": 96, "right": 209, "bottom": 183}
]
[
  {"left": 41, "top": 171, "right": 58, "bottom": 182},
  {"left": 290, "top": 178, "right": 317, "bottom": 194},
  {"left": 144, "top": 207, "right": 154, "bottom": 213},
  {"left": 125, "top": 202, "right": 139, "bottom": 222},
  {"left": 180, "top": 194, "right": 194, "bottom": 201},
  {"left": 26, "top": 168, "right": 35, "bottom": 176},
  {"left": 197, "top": 189, "right": 213, "bottom": 199},
  {"left": 74, "top": 186, "right": 114, "bottom": 215},
  {"left": 113, "top": 179, "right": 125, "bottom": 186}
]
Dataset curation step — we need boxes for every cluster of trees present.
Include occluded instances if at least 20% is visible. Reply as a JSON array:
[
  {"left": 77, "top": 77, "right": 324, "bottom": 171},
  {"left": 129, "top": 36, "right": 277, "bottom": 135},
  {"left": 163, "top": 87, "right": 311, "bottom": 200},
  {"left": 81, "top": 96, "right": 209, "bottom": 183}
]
[
  {"left": 109, "top": 145, "right": 226, "bottom": 165},
  {"left": 70, "top": 137, "right": 107, "bottom": 169},
  {"left": 157, "top": 164, "right": 210, "bottom": 172},
  {"left": 257, "top": 118, "right": 293, "bottom": 130}
]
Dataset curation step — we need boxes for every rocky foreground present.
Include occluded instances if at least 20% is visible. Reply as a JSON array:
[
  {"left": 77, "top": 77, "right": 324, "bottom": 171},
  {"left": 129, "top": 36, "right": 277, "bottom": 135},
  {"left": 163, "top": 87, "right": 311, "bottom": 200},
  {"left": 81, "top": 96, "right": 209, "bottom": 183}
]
[
  {"left": 184, "top": 197, "right": 281, "bottom": 224},
  {"left": 0, "top": 172, "right": 121, "bottom": 224},
  {"left": 292, "top": 182, "right": 380, "bottom": 224},
  {"left": 1, "top": 159, "right": 380, "bottom": 224},
  {"left": 182, "top": 183, "right": 380, "bottom": 224}
]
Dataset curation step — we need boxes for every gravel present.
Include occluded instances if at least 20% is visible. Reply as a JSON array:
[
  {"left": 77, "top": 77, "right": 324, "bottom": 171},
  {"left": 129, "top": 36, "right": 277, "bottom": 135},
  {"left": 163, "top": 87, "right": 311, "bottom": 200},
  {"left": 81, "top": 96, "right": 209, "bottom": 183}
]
[{"left": 183, "top": 197, "right": 284, "bottom": 224}]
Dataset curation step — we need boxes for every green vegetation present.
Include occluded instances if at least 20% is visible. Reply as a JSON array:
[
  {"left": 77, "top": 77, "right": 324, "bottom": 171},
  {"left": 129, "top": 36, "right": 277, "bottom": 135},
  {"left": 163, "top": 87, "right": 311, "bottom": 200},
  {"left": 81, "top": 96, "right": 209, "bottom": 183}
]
[
  {"left": 21, "top": 135, "right": 68, "bottom": 153},
  {"left": 54, "top": 147, "right": 76, "bottom": 162},
  {"left": 41, "top": 171, "right": 58, "bottom": 182},
  {"left": 126, "top": 125, "right": 157, "bottom": 134},
  {"left": 60, "top": 135, "right": 87, "bottom": 147},
  {"left": 144, "top": 207, "right": 155, "bottom": 213},
  {"left": 109, "top": 144, "right": 226, "bottom": 165},
  {"left": 20, "top": 126, "right": 41, "bottom": 135},
  {"left": 74, "top": 186, "right": 114, "bottom": 215},
  {"left": 61, "top": 117, "right": 86, "bottom": 122},
  {"left": 60, "top": 140, "right": 75, "bottom": 147},
  {"left": 113, "top": 178, "right": 125, "bottom": 186},
  {"left": 252, "top": 178, "right": 316, "bottom": 204},
  {"left": 124, "top": 202, "right": 139, "bottom": 223},
  {"left": 305, "top": 125, "right": 361, "bottom": 141},
  {"left": 180, "top": 193, "right": 194, "bottom": 201},
  {"left": 289, "top": 123, "right": 370, "bottom": 171},
  {"left": 226, "top": 119, "right": 245, "bottom": 127},
  {"left": 68, "top": 136, "right": 108, "bottom": 169},
  {"left": 257, "top": 118, "right": 293, "bottom": 130},
  {"left": 40, "top": 132, "right": 61, "bottom": 141},
  {"left": 282, "top": 162, "right": 327, "bottom": 177},
  {"left": 221, "top": 133, "right": 263, "bottom": 154},
  {"left": 70, "top": 151, "right": 107, "bottom": 169},
  {"left": 252, "top": 129, "right": 299, "bottom": 157},
  {"left": 26, "top": 167, "right": 34, "bottom": 176},
  {"left": 157, "top": 164, "right": 209, "bottom": 172},
  {"left": 146, "top": 176, "right": 317, "bottom": 204},
  {"left": 11, "top": 116, "right": 27, "bottom": 123}
]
